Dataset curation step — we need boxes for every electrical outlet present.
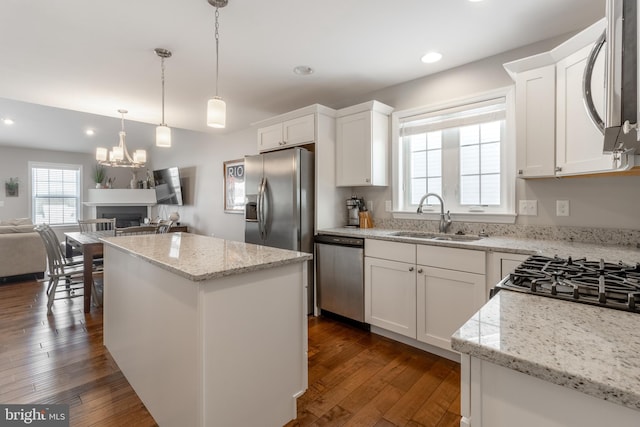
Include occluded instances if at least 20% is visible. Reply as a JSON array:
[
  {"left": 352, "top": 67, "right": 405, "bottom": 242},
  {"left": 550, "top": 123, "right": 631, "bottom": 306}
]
[
  {"left": 367, "top": 200, "right": 373, "bottom": 213},
  {"left": 385, "top": 200, "right": 392, "bottom": 212},
  {"left": 556, "top": 200, "right": 570, "bottom": 216},
  {"left": 0, "top": 200, "right": 4, "bottom": 207},
  {"left": 518, "top": 200, "right": 538, "bottom": 216}
]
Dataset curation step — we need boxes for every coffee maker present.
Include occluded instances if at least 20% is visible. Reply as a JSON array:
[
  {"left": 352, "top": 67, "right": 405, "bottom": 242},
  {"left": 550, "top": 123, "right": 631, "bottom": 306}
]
[{"left": 346, "top": 197, "right": 363, "bottom": 227}]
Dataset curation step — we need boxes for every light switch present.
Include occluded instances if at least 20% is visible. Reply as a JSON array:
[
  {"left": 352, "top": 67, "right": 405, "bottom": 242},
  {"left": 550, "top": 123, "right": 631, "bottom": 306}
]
[
  {"left": 0, "top": 200, "right": 4, "bottom": 207},
  {"left": 518, "top": 200, "right": 538, "bottom": 216},
  {"left": 385, "top": 200, "right": 392, "bottom": 212},
  {"left": 556, "top": 200, "right": 570, "bottom": 216}
]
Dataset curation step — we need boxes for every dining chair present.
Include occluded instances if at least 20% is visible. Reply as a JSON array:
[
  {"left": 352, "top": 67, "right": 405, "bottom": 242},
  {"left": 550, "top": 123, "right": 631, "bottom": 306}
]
[
  {"left": 78, "top": 218, "right": 117, "bottom": 234},
  {"left": 155, "top": 220, "right": 174, "bottom": 234},
  {"left": 76, "top": 218, "right": 115, "bottom": 270},
  {"left": 35, "top": 224, "right": 101, "bottom": 314},
  {"left": 117, "top": 225, "right": 158, "bottom": 236}
]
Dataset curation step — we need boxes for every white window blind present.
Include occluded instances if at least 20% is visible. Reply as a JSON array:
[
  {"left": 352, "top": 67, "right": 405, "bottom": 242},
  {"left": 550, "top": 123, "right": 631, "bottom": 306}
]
[
  {"left": 398, "top": 96, "right": 510, "bottom": 215},
  {"left": 31, "top": 164, "right": 81, "bottom": 225}
]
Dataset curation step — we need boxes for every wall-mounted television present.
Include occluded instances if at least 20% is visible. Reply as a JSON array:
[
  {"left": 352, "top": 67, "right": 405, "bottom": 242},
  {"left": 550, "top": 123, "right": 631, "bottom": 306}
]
[{"left": 153, "top": 167, "right": 184, "bottom": 206}]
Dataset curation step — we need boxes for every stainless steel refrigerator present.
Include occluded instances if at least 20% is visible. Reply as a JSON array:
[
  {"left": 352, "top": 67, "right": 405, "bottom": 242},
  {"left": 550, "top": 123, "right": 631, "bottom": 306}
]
[{"left": 244, "top": 147, "right": 314, "bottom": 312}]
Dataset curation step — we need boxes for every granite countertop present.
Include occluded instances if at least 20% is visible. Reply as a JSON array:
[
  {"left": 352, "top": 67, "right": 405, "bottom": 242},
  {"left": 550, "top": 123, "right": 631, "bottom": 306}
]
[
  {"left": 317, "top": 227, "right": 640, "bottom": 264},
  {"left": 101, "top": 233, "right": 312, "bottom": 282},
  {"left": 451, "top": 290, "right": 640, "bottom": 411}
]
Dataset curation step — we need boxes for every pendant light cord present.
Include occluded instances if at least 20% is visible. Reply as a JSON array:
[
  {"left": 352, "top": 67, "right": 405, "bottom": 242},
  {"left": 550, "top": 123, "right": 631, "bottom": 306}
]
[
  {"left": 161, "top": 55, "right": 166, "bottom": 125},
  {"left": 215, "top": 7, "right": 220, "bottom": 97}
]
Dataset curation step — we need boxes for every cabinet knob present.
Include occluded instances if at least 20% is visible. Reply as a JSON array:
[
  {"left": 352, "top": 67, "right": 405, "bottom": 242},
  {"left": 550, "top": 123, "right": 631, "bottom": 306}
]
[
  {"left": 365, "top": 178, "right": 370, "bottom": 183},
  {"left": 417, "top": 268, "right": 423, "bottom": 274},
  {"left": 518, "top": 169, "right": 523, "bottom": 175},
  {"left": 409, "top": 267, "right": 414, "bottom": 272},
  {"left": 279, "top": 141, "right": 286, "bottom": 146},
  {"left": 555, "top": 166, "right": 562, "bottom": 172}
]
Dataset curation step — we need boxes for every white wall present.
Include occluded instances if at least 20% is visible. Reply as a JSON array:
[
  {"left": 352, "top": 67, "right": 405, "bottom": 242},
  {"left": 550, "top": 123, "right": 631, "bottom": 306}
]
[
  {"left": 148, "top": 126, "right": 256, "bottom": 241},
  {"left": 0, "top": 126, "right": 257, "bottom": 242},
  {"left": 0, "top": 145, "right": 131, "bottom": 221},
  {"left": 4, "top": 29, "right": 640, "bottom": 236},
  {"left": 336, "top": 33, "right": 640, "bottom": 230}
]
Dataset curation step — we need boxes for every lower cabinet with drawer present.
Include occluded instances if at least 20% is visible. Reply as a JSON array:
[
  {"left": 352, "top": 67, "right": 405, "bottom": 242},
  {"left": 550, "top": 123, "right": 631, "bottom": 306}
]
[{"left": 365, "top": 239, "right": 486, "bottom": 352}]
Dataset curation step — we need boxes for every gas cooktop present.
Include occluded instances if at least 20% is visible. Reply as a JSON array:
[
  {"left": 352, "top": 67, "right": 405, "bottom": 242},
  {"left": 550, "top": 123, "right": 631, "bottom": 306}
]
[{"left": 495, "top": 255, "right": 640, "bottom": 313}]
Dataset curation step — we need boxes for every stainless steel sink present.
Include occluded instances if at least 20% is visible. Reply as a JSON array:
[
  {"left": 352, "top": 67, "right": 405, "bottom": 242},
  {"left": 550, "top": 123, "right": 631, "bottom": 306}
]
[{"left": 390, "top": 231, "right": 483, "bottom": 242}]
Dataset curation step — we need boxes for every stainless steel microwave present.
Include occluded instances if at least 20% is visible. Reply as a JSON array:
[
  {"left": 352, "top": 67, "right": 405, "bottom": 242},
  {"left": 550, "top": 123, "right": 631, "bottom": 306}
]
[{"left": 584, "top": 0, "right": 639, "bottom": 153}]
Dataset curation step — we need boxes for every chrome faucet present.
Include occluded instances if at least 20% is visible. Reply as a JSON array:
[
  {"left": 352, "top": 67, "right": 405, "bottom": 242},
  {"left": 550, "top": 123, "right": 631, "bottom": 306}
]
[{"left": 416, "top": 193, "right": 452, "bottom": 233}]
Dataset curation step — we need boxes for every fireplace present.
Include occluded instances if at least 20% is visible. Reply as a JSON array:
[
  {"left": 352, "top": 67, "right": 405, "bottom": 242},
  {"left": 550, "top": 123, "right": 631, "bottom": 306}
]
[{"left": 96, "top": 206, "right": 148, "bottom": 228}]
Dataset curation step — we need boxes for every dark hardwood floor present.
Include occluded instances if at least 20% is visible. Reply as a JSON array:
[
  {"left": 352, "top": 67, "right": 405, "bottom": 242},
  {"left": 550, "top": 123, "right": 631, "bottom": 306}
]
[{"left": 0, "top": 277, "right": 460, "bottom": 426}]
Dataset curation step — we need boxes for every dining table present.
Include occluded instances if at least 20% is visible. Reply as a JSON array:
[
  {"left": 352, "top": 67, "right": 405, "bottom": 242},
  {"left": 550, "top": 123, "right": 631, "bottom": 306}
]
[{"left": 64, "top": 230, "right": 113, "bottom": 313}]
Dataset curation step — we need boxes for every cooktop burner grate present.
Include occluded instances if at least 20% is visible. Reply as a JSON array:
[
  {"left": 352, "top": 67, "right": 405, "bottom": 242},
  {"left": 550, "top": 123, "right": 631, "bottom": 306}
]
[{"left": 496, "top": 255, "right": 640, "bottom": 313}]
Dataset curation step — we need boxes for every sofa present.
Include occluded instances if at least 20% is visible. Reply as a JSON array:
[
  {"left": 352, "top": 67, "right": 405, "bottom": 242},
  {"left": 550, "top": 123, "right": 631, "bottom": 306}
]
[{"left": 0, "top": 218, "right": 47, "bottom": 281}]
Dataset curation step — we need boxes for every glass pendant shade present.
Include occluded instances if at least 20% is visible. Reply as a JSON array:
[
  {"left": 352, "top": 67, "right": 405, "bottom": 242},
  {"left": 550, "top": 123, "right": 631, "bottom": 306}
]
[
  {"left": 133, "top": 150, "right": 147, "bottom": 164},
  {"left": 156, "top": 125, "right": 171, "bottom": 147},
  {"left": 112, "top": 144, "right": 124, "bottom": 161},
  {"left": 96, "top": 147, "right": 108, "bottom": 162},
  {"left": 207, "top": 97, "right": 226, "bottom": 128}
]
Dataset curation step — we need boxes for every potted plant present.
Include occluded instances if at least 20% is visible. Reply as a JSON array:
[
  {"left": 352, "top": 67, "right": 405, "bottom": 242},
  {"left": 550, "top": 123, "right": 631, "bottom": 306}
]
[
  {"left": 5, "top": 177, "right": 19, "bottom": 197},
  {"left": 93, "top": 164, "right": 106, "bottom": 188}
]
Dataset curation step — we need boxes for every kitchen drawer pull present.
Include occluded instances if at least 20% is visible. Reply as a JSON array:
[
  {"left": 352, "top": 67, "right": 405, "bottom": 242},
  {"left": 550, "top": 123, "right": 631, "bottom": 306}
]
[{"left": 409, "top": 267, "right": 414, "bottom": 272}]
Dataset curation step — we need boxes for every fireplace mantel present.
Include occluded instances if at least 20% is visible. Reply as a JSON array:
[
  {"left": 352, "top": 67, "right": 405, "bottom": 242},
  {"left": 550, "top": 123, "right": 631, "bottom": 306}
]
[{"left": 84, "top": 189, "right": 157, "bottom": 206}]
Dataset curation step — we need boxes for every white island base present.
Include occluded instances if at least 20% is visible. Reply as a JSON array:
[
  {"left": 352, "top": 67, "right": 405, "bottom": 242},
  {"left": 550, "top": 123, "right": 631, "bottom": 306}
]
[
  {"left": 461, "top": 355, "right": 640, "bottom": 427},
  {"left": 103, "top": 244, "right": 308, "bottom": 427}
]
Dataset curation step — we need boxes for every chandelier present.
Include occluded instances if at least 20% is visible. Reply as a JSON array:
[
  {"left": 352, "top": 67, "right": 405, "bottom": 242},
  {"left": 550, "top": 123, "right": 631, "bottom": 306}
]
[
  {"left": 206, "top": 0, "right": 228, "bottom": 128},
  {"left": 95, "top": 109, "right": 147, "bottom": 168}
]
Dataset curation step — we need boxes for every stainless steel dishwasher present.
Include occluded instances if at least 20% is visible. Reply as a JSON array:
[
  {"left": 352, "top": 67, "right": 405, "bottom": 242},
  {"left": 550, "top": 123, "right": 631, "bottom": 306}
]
[{"left": 315, "top": 234, "right": 365, "bottom": 322}]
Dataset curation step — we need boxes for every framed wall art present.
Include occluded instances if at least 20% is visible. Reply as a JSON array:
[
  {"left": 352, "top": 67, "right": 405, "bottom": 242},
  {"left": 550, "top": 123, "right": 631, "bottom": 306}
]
[
  {"left": 5, "top": 177, "right": 19, "bottom": 197},
  {"left": 223, "top": 159, "right": 245, "bottom": 213}
]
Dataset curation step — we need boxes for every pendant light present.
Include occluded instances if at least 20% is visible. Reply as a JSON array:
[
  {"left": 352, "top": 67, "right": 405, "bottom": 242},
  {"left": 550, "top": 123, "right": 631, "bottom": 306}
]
[
  {"left": 206, "top": 0, "right": 228, "bottom": 128},
  {"left": 155, "top": 48, "right": 172, "bottom": 147},
  {"left": 95, "top": 109, "right": 146, "bottom": 168}
]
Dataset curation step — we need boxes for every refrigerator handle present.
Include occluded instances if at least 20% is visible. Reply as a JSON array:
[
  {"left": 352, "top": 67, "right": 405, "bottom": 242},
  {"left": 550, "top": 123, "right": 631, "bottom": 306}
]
[{"left": 257, "top": 177, "right": 267, "bottom": 240}]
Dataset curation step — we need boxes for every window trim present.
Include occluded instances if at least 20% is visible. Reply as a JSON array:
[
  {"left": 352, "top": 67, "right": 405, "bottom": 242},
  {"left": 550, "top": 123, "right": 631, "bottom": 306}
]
[
  {"left": 391, "top": 87, "right": 517, "bottom": 224},
  {"left": 29, "top": 161, "right": 83, "bottom": 227}
]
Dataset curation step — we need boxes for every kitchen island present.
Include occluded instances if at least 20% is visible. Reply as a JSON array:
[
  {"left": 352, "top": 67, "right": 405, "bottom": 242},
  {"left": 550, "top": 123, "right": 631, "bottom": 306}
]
[
  {"left": 100, "top": 233, "right": 312, "bottom": 427},
  {"left": 452, "top": 290, "right": 640, "bottom": 427}
]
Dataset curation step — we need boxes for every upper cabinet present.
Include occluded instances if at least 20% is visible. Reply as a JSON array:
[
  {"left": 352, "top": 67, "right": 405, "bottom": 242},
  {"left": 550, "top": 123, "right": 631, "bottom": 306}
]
[
  {"left": 336, "top": 100, "right": 393, "bottom": 187},
  {"left": 257, "top": 114, "right": 315, "bottom": 152},
  {"left": 512, "top": 65, "right": 557, "bottom": 177},
  {"left": 505, "top": 19, "right": 634, "bottom": 178}
]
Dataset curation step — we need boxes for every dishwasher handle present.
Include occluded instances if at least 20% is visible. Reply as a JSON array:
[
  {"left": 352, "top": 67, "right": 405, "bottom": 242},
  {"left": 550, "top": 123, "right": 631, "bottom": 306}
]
[{"left": 315, "top": 234, "right": 364, "bottom": 248}]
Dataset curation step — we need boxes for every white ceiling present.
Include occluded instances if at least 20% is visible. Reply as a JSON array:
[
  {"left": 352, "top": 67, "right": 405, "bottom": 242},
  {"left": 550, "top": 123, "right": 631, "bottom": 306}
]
[{"left": 0, "top": 0, "right": 605, "bottom": 154}]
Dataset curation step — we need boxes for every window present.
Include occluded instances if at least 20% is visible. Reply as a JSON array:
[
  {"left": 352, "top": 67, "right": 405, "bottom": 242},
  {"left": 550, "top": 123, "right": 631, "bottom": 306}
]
[
  {"left": 30, "top": 162, "right": 82, "bottom": 225},
  {"left": 394, "top": 91, "right": 515, "bottom": 221}
]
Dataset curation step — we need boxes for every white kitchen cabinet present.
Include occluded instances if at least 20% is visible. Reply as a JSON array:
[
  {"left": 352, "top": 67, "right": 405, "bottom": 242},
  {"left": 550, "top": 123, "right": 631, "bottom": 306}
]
[
  {"left": 513, "top": 65, "right": 556, "bottom": 178},
  {"left": 364, "top": 239, "right": 487, "bottom": 351},
  {"left": 505, "top": 19, "right": 634, "bottom": 178},
  {"left": 364, "top": 239, "right": 416, "bottom": 338},
  {"left": 364, "top": 256, "right": 417, "bottom": 338},
  {"left": 416, "top": 245, "right": 486, "bottom": 351},
  {"left": 257, "top": 114, "right": 315, "bottom": 152},
  {"left": 555, "top": 43, "right": 617, "bottom": 176},
  {"left": 336, "top": 101, "right": 393, "bottom": 187}
]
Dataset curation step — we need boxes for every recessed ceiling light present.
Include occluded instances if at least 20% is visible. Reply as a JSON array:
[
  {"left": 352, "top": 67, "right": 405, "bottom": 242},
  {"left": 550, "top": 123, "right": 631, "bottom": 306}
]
[
  {"left": 293, "top": 65, "right": 314, "bottom": 76},
  {"left": 85, "top": 129, "right": 95, "bottom": 136},
  {"left": 3, "top": 118, "right": 14, "bottom": 125},
  {"left": 421, "top": 52, "right": 443, "bottom": 64},
  {"left": 468, "top": 0, "right": 483, "bottom": 2}
]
